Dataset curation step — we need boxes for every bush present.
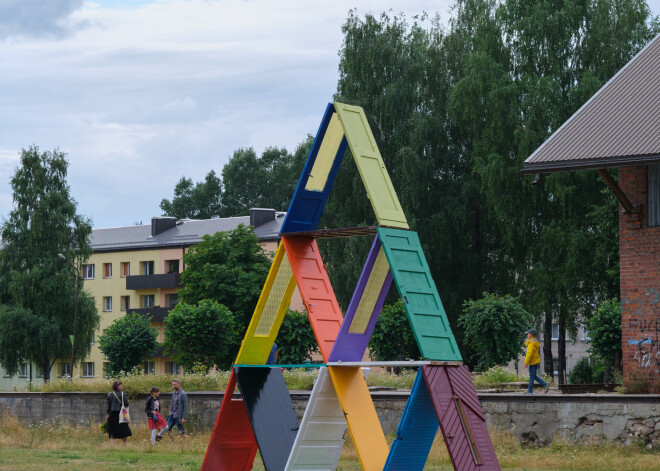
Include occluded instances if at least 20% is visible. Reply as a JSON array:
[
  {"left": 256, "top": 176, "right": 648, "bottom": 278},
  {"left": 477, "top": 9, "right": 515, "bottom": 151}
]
[
  {"left": 276, "top": 309, "right": 318, "bottom": 364},
  {"left": 568, "top": 358, "right": 593, "bottom": 384},
  {"left": 368, "top": 301, "right": 420, "bottom": 361},
  {"left": 459, "top": 293, "right": 533, "bottom": 371},
  {"left": 98, "top": 313, "right": 158, "bottom": 377}
]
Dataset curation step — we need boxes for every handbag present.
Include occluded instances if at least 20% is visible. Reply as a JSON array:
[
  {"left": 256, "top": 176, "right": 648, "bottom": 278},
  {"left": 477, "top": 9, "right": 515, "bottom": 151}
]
[{"left": 114, "top": 391, "right": 131, "bottom": 424}]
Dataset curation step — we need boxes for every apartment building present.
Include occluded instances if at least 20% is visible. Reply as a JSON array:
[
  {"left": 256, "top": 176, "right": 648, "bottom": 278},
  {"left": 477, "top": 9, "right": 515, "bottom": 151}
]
[{"left": 1, "top": 208, "right": 298, "bottom": 387}]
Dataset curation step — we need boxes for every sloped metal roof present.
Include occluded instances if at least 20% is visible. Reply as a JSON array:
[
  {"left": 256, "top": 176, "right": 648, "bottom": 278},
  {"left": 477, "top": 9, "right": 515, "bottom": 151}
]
[
  {"left": 522, "top": 33, "right": 660, "bottom": 173},
  {"left": 91, "top": 213, "right": 285, "bottom": 252}
]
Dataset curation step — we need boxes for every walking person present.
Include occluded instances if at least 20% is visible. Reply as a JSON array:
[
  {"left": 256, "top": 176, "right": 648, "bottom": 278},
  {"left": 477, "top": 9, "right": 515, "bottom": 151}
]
[
  {"left": 524, "top": 328, "right": 550, "bottom": 394},
  {"left": 106, "top": 381, "right": 132, "bottom": 444},
  {"left": 157, "top": 378, "right": 188, "bottom": 439},
  {"left": 145, "top": 386, "right": 169, "bottom": 444}
]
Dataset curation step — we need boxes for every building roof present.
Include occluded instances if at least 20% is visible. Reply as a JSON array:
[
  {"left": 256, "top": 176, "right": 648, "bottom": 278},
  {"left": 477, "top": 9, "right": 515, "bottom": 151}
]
[
  {"left": 91, "top": 211, "right": 285, "bottom": 252},
  {"left": 522, "top": 33, "right": 660, "bottom": 174}
]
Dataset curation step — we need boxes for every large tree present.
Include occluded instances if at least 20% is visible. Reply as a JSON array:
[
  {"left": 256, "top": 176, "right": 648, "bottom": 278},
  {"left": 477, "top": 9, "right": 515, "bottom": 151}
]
[
  {"left": 160, "top": 170, "right": 223, "bottom": 220},
  {"left": 178, "top": 224, "right": 271, "bottom": 339},
  {"left": 0, "top": 146, "right": 99, "bottom": 382},
  {"left": 331, "top": 2, "right": 657, "bottom": 380},
  {"left": 98, "top": 312, "right": 158, "bottom": 376}
]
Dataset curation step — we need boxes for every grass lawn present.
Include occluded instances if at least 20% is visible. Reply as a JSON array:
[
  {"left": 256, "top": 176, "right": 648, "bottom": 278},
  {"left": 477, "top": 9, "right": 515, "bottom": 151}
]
[{"left": 1, "top": 413, "right": 659, "bottom": 470}]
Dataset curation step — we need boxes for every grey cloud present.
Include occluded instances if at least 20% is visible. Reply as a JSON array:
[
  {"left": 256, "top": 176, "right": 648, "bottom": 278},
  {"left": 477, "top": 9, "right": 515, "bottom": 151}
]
[{"left": 0, "top": 0, "right": 85, "bottom": 40}]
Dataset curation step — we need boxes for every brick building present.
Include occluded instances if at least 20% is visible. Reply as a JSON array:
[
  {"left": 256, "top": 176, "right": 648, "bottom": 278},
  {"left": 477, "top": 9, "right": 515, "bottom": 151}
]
[{"left": 523, "top": 33, "right": 660, "bottom": 390}]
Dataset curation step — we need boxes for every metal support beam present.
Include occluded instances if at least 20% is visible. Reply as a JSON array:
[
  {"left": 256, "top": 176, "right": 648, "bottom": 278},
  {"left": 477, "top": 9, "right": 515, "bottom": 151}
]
[{"left": 597, "top": 169, "right": 640, "bottom": 214}]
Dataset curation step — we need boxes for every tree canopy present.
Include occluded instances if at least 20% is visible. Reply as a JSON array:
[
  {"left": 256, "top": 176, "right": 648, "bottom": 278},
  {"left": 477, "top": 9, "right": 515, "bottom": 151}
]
[
  {"left": 163, "top": 300, "right": 238, "bottom": 371},
  {"left": 98, "top": 312, "right": 158, "bottom": 377},
  {"left": 178, "top": 224, "right": 271, "bottom": 339},
  {"left": 459, "top": 293, "right": 533, "bottom": 371},
  {"left": 0, "top": 146, "right": 99, "bottom": 382},
  {"left": 326, "top": 1, "right": 657, "bottom": 379},
  {"left": 275, "top": 309, "right": 318, "bottom": 364},
  {"left": 160, "top": 170, "right": 223, "bottom": 220}
]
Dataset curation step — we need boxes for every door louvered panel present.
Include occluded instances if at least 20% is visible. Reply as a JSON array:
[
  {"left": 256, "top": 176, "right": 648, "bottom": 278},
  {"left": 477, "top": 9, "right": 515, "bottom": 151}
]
[
  {"left": 285, "top": 367, "right": 369, "bottom": 470},
  {"left": 384, "top": 369, "right": 438, "bottom": 470},
  {"left": 423, "top": 365, "right": 501, "bottom": 471}
]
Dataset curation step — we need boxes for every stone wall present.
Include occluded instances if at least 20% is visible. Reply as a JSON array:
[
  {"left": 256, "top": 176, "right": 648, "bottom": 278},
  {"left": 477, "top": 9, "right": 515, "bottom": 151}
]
[{"left": 1, "top": 391, "right": 659, "bottom": 447}]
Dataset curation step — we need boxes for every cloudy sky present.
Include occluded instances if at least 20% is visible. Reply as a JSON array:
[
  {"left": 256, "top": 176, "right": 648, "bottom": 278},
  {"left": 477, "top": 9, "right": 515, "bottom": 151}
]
[{"left": 0, "top": 0, "right": 659, "bottom": 228}]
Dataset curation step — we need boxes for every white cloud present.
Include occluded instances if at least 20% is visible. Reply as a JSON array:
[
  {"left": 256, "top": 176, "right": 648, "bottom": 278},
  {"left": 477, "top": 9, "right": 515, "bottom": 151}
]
[{"left": 0, "top": 0, "right": 86, "bottom": 40}]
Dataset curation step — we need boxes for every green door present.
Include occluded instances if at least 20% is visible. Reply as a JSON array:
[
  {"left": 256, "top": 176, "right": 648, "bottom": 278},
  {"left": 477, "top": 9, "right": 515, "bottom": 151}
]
[{"left": 377, "top": 227, "right": 462, "bottom": 361}]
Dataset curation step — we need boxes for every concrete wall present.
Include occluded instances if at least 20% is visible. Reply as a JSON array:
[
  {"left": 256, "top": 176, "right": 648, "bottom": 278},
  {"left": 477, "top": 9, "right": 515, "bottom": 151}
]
[{"left": 1, "top": 391, "right": 659, "bottom": 447}]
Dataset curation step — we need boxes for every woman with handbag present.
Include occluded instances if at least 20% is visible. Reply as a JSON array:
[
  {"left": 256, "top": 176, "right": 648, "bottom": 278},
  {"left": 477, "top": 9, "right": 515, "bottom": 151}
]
[{"left": 106, "top": 380, "right": 132, "bottom": 444}]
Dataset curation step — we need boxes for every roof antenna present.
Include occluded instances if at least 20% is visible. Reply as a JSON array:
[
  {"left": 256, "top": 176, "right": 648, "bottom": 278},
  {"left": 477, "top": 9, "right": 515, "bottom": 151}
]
[{"left": 532, "top": 173, "right": 541, "bottom": 185}]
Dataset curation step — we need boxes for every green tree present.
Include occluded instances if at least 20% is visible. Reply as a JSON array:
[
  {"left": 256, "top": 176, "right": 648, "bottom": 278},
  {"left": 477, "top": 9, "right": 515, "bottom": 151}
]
[
  {"left": 160, "top": 170, "right": 223, "bottom": 219},
  {"left": 0, "top": 146, "right": 99, "bottom": 383},
  {"left": 276, "top": 309, "right": 318, "bottom": 364},
  {"left": 179, "top": 224, "right": 271, "bottom": 339},
  {"left": 220, "top": 138, "right": 311, "bottom": 217},
  {"left": 98, "top": 313, "right": 158, "bottom": 376},
  {"left": 587, "top": 298, "right": 622, "bottom": 384},
  {"left": 163, "top": 300, "right": 238, "bottom": 371},
  {"left": 368, "top": 301, "right": 420, "bottom": 361},
  {"left": 458, "top": 293, "right": 533, "bottom": 371}
]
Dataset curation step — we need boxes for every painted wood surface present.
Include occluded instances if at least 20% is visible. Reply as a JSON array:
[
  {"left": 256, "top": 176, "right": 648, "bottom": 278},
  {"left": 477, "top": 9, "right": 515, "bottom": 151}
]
[
  {"left": 236, "top": 367, "right": 300, "bottom": 471},
  {"left": 282, "top": 236, "right": 344, "bottom": 362},
  {"left": 328, "top": 366, "right": 389, "bottom": 471},
  {"left": 385, "top": 368, "right": 439, "bottom": 470},
  {"left": 328, "top": 236, "right": 392, "bottom": 362},
  {"left": 378, "top": 227, "right": 462, "bottom": 361},
  {"left": 235, "top": 242, "right": 296, "bottom": 364},
  {"left": 281, "top": 103, "right": 348, "bottom": 234},
  {"left": 200, "top": 371, "right": 258, "bottom": 471},
  {"left": 423, "top": 365, "right": 501, "bottom": 471}
]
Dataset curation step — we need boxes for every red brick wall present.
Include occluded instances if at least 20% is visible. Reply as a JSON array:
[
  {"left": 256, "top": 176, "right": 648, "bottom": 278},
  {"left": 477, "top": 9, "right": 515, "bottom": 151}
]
[{"left": 619, "top": 166, "right": 660, "bottom": 391}]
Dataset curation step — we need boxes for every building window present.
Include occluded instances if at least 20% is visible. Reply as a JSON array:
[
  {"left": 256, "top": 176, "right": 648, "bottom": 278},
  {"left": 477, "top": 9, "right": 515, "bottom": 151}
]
[
  {"left": 142, "top": 294, "right": 155, "bottom": 308},
  {"left": 121, "top": 262, "right": 130, "bottom": 277},
  {"left": 18, "top": 364, "right": 28, "bottom": 378},
  {"left": 3, "top": 368, "right": 10, "bottom": 378},
  {"left": 582, "top": 326, "right": 590, "bottom": 341},
  {"left": 166, "top": 361, "right": 180, "bottom": 375},
  {"left": 82, "top": 362, "right": 94, "bottom": 377},
  {"left": 551, "top": 324, "right": 559, "bottom": 340},
  {"left": 142, "top": 261, "right": 154, "bottom": 276},
  {"left": 121, "top": 296, "right": 130, "bottom": 311},
  {"left": 104, "top": 296, "right": 112, "bottom": 312},
  {"left": 103, "top": 263, "right": 112, "bottom": 278},
  {"left": 649, "top": 164, "right": 660, "bottom": 227},
  {"left": 61, "top": 362, "right": 71, "bottom": 378},
  {"left": 83, "top": 264, "right": 95, "bottom": 279},
  {"left": 168, "top": 293, "right": 178, "bottom": 308},
  {"left": 144, "top": 361, "right": 155, "bottom": 375},
  {"left": 36, "top": 365, "right": 44, "bottom": 378},
  {"left": 90, "top": 333, "right": 95, "bottom": 345},
  {"left": 167, "top": 260, "right": 180, "bottom": 273}
]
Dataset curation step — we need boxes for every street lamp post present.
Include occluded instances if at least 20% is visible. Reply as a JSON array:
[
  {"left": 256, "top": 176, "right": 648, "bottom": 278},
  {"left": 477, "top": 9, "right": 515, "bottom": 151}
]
[{"left": 59, "top": 253, "right": 80, "bottom": 378}]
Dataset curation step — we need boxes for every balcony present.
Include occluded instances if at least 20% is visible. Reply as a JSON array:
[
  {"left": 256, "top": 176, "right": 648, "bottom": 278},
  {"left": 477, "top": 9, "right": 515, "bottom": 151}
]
[
  {"left": 127, "top": 307, "right": 172, "bottom": 323},
  {"left": 126, "top": 272, "right": 180, "bottom": 290}
]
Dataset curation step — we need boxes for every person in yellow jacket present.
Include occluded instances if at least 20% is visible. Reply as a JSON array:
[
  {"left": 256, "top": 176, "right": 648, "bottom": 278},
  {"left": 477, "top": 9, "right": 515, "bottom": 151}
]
[{"left": 524, "top": 329, "right": 549, "bottom": 394}]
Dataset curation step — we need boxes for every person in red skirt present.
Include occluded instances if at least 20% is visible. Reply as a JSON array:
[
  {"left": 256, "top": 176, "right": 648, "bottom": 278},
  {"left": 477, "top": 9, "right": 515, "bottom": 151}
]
[{"left": 145, "top": 386, "right": 169, "bottom": 444}]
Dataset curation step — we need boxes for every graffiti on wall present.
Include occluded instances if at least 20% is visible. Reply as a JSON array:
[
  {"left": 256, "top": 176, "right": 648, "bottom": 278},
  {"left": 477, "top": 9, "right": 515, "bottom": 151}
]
[{"left": 625, "top": 288, "right": 660, "bottom": 369}]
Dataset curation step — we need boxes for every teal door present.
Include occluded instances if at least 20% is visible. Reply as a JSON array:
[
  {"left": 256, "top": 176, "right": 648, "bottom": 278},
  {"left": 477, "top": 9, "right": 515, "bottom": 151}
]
[{"left": 377, "top": 228, "right": 461, "bottom": 361}]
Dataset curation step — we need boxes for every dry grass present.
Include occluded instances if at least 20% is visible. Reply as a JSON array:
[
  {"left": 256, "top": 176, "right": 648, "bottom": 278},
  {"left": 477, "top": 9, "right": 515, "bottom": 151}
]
[{"left": 1, "top": 412, "right": 658, "bottom": 471}]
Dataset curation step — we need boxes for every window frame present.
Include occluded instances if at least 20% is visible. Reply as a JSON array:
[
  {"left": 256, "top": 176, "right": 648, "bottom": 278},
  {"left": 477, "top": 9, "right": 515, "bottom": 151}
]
[
  {"left": 83, "top": 264, "right": 95, "bottom": 280},
  {"left": 143, "top": 294, "right": 155, "bottom": 308},
  {"left": 61, "top": 362, "right": 71, "bottom": 378},
  {"left": 142, "top": 261, "right": 154, "bottom": 276},
  {"left": 103, "top": 263, "right": 112, "bottom": 279},
  {"left": 82, "top": 362, "right": 95, "bottom": 378},
  {"left": 121, "top": 296, "right": 130, "bottom": 311},
  {"left": 121, "top": 262, "right": 130, "bottom": 277},
  {"left": 103, "top": 296, "right": 112, "bottom": 312}
]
